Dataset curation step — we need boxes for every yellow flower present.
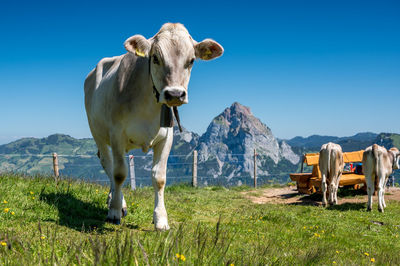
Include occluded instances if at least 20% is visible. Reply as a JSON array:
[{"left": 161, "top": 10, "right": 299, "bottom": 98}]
[
  {"left": 176, "top": 253, "right": 180, "bottom": 259},
  {"left": 371, "top": 258, "right": 375, "bottom": 262},
  {"left": 180, "top": 254, "right": 186, "bottom": 261},
  {"left": 104, "top": 192, "right": 108, "bottom": 195},
  {"left": 11, "top": 211, "right": 15, "bottom": 215},
  {"left": 32, "top": 197, "right": 35, "bottom": 200},
  {"left": 1, "top": 241, "right": 6, "bottom": 246},
  {"left": 3, "top": 200, "right": 7, "bottom": 204},
  {"left": 4, "top": 208, "right": 9, "bottom": 213},
  {"left": 41, "top": 235, "right": 46, "bottom": 240},
  {"left": 30, "top": 191, "right": 34, "bottom": 195},
  {"left": 333, "top": 262, "right": 336, "bottom": 264},
  {"left": 364, "top": 252, "right": 369, "bottom": 256},
  {"left": 314, "top": 233, "right": 320, "bottom": 238},
  {"left": 336, "top": 250, "right": 339, "bottom": 254},
  {"left": 303, "top": 226, "right": 306, "bottom": 229},
  {"left": 230, "top": 264, "right": 234, "bottom": 266}
]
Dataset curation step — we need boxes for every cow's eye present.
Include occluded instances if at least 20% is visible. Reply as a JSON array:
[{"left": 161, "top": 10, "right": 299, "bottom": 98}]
[
  {"left": 186, "top": 58, "right": 195, "bottom": 68},
  {"left": 153, "top": 55, "right": 160, "bottom": 65}
]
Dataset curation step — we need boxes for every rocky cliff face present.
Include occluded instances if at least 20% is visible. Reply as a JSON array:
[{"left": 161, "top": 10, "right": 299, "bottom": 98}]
[{"left": 196, "top": 102, "right": 300, "bottom": 178}]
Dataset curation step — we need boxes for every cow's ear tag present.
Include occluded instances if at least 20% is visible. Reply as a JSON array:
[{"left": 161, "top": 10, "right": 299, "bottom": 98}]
[
  {"left": 201, "top": 49, "right": 213, "bottom": 60},
  {"left": 135, "top": 49, "right": 146, "bottom": 57}
]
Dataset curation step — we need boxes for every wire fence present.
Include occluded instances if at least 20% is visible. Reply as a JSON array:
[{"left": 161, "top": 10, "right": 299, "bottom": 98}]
[{"left": 0, "top": 152, "right": 296, "bottom": 188}]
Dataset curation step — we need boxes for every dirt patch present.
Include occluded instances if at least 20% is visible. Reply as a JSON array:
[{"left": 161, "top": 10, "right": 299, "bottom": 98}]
[{"left": 242, "top": 186, "right": 400, "bottom": 206}]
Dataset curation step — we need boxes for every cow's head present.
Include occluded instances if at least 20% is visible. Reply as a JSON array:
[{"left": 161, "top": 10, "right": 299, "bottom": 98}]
[
  {"left": 124, "top": 23, "right": 224, "bottom": 107},
  {"left": 389, "top": 147, "right": 400, "bottom": 170}
]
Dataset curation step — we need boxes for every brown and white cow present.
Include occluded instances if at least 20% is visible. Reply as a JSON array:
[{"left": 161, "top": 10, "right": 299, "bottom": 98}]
[
  {"left": 319, "top": 142, "right": 344, "bottom": 206},
  {"left": 362, "top": 144, "right": 400, "bottom": 212},
  {"left": 84, "top": 23, "right": 223, "bottom": 230}
]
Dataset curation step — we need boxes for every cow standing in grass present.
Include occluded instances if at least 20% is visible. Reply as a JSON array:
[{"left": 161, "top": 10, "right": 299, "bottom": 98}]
[
  {"left": 319, "top": 142, "right": 344, "bottom": 206},
  {"left": 84, "top": 23, "right": 223, "bottom": 230},
  {"left": 363, "top": 144, "right": 400, "bottom": 212}
]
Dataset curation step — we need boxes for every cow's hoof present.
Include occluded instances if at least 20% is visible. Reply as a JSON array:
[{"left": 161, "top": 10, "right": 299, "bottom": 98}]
[
  {"left": 106, "top": 217, "right": 121, "bottom": 225},
  {"left": 322, "top": 202, "right": 327, "bottom": 207},
  {"left": 367, "top": 207, "right": 372, "bottom": 212},
  {"left": 154, "top": 218, "right": 170, "bottom": 231},
  {"left": 122, "top": 208, "right": 128, "bottom": 217},
  {"left": 378, "top": 208, "right": 384, "bottom": 213},
  {"left": 155, "top": 223, "right": 170, "bottom": 231}
]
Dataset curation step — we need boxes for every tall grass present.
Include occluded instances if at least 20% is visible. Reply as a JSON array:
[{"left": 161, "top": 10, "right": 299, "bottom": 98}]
[{"left": 1, "top": 173, "right": 400, "bottom": 264}]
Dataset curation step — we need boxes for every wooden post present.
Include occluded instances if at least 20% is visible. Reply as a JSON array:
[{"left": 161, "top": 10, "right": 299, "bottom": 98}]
[
  {"left": 129, "top": 155, "right": 136, "bottom": 190},
  {"left": 300, "top": 154, "right": 305, "bottom": 173},
  {"left": 52, "top": 153, "right": 59, "bottom": 180},
  {"left": 192, "top": 150, "right": 198, "bottom": 187},
  {"left": 254, "top": 149, "right": 257, "bottom": 188}
]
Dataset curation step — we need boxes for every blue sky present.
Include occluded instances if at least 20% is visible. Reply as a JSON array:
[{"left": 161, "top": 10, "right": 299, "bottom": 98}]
[{"left": 0, "top": 0, "right": 399, "bottom": 144}]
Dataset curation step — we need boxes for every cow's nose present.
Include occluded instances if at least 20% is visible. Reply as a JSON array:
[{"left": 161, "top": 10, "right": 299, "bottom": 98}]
[{"left": 165, "top": 90, "right": 186, "bottom": 101}]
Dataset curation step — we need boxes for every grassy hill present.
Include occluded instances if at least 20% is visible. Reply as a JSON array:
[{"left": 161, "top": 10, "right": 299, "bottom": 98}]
[{"left": 1, "top": 174, "right": 400, "bottom": 264}]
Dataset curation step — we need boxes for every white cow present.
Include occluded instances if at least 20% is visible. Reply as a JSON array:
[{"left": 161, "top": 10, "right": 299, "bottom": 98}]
[
  {"left": 319, "top": 142, "right": 344, "bottom": 206},
  {"left": 84, "top": 23, "right": 223, "bottom": 230},
  {"left": 362, "top": 144, "right": 400, "bottom": 212}
]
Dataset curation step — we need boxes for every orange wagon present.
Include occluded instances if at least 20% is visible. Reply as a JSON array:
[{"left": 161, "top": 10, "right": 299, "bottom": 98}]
[{"left": 290, "top": 150, "right": 365, "bottom": 194}]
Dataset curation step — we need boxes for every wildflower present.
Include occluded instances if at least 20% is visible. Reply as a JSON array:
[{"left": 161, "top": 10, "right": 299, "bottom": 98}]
[
  {"left": 336, "top": 250, "right": 339, "bottom": 254},
  {"left": 333, "top": 261, "right": 336, "bottom": 264},
  {"left": 40, "top": 235, "right": 46, "bottom": 240},
  {"left": 30, "top": 191, "right": 34, "bottom": 195},
  {"left": 176, "top": 253, "right": 180, "bottom": 259},
  {"left": 4, "top": 208, "right": 9, "bottom": 213},
  {"left": 303, "top": 226, "right": 306, "bottom": 229},
  {"left": 95, "top": 189, "right": 98, "bottom": 193},
  {"left": 230, "top": 264, "right": 234, "bottom": 266},
  {"left": 371, "top": 258, "right": 375, "bottom": 262},
  {"left": 313, "top": 233, "right": 320, "bottom": 238},
  {"left": 180, "top": 254, "right": 186, "bottom": 261},
  {"left": 1, "top": 241, "right": 6, "bottom": 246},
  {"left": 32, "top": 197, "right": 35, "bottom": 200},
  {"left": 11, "top": 211, "right": 15, "bottom": 215},
  {"left": 364, "top": 252, "right": 369, "bottom": 256},
  {"left": 104, "top": 192, "right": 107, "bottom": 195},
  {"left": 3, "top": 200, "right": 7, "bottom": 204}
]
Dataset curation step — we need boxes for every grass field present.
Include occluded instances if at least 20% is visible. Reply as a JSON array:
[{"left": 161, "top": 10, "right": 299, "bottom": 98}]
[{"left": 1, "top": 173, "right": 400, "bottom": 265}]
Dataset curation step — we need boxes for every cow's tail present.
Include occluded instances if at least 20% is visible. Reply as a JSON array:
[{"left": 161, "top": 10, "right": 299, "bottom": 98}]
[{"left": 372, "top": 144, "right": 380, "bottom": 189}]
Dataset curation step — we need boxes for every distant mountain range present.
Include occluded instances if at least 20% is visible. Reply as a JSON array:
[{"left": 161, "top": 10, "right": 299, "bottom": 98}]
[{"left": 1, "top": 102, "right": 399, "bottom": 186}]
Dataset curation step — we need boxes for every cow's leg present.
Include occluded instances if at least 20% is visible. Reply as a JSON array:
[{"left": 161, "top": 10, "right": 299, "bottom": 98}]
[
  {"left": 328, "top": 182, "right": 335, "bottom": 205},
  {"left": 377, "top": 175, "right": 386, "bottom": 212},
  {"left": 98, "top": 142, "right": 127, "bottom": 217},
  {"left": 321, "top": 173, "right": 328, "bottom": 207},
  {"left": 152, "top": 128, "right": 173, "bottom": 231},
  {"left": 382, "top": 176, "right": 388, "bottom": 208},
  {"left": 365, "top": 173, "right": 375, "bottom": 211},
  {"left": 97, "top": 144, "right": 114, "bottom": 206},
  {"left": 107, "top": 138, "right": 128, "bottom": 224},
  {"left": 333, "top": 174, "right": 342, "bottom": 205}
]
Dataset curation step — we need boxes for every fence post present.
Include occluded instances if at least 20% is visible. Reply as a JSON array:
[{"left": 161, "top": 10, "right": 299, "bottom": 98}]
[
  {"left": 192, "top": 150, "right": 198, "bottom": 187},
  {"left": 129, "top": 155, "right": 136, "bottom": 190},
  {"left": 52, "top": 152, "right": 59, "bottom": 180},
  {"left": 254, "top": 149, "right": 257, "bottom": 188}
]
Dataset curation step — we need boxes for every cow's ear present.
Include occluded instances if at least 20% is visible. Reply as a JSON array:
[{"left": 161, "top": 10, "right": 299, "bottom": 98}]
[
  {"left": 195, "top": 39, "right": 224, "bottom": 60},
  {"left": 124, "top": 35, "right": 151, "bottom": 57}
]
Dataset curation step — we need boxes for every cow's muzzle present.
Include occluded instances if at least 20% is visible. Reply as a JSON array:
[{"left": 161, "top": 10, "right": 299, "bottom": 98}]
[{"left": 162, "top": 87, "right": 187, "bottom": 106}]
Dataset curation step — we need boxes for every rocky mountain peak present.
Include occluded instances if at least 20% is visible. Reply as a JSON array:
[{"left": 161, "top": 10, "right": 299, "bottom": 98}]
[{"left": 197, "top": 102, "right": 299, "bottom": 178}]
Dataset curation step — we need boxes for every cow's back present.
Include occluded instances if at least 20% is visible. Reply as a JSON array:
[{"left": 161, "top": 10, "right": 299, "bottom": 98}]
[
  {"left": 84, "top": 55, "right": 124, "bottom": 111},
  {"left": 319, "top": 142, "right": 343, "bottom": 179}
]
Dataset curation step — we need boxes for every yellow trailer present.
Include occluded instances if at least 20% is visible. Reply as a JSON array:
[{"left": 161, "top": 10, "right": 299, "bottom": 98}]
[{"left": 290, "top": 150, "right": 365, "bottom": 194}]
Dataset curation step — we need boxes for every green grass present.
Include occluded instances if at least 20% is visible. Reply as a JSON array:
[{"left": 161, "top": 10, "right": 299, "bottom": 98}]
[{"left": 1, "top": 173, "right": 400, "bottom": 265}]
